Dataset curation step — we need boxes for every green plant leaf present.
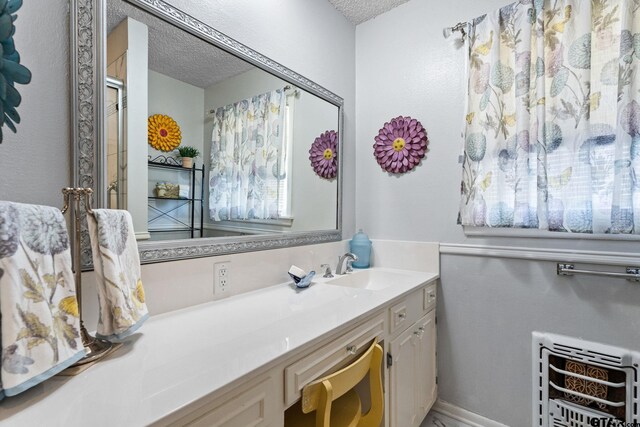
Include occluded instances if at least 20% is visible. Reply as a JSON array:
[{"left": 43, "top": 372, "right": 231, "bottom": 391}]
[
  {"left": 177, "top": 146, "right": 200, "bottom": 158},
  {"left": 16, "top": 305, "right": 50, "bottom": 339},
  {"left": 20, "top": 269, "right": 44, "bottom": 302},
  {"left": 43, "top": 273, "right": 56, "bottom": 289},
  {"left": 54, "top": 315, "right": 79, "bottom": 350},
  {"left": 27, "top": 337, "right": 45, "bottom": 350},
  {"left": 16, "top": 327, "right": 31, "bottom": 341}
]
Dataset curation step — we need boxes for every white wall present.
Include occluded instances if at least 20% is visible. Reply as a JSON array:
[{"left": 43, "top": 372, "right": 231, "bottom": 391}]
[
  {"left": 0, "top": 0, "right": 70, "bottom": 206},
  {"left": 107, "top": 17, "right": 150, "bottom": 237},
  {"left": 291, "top": 91, "right": 340, "bottom": 231},
  {"left": 148, "top": 70, "right": 205, "bottom": 158},
  {"left": 204, "top": 68, "right": 339, "bottom": 232},
  {"left": 148, "top": 71, "right": 205, "bottom": 233},
  {"left": 356, "top": 0, "right": 640, "bottom": 425},
  {"left": 166, "top": 0, "right": 356, "bottom": 237}
]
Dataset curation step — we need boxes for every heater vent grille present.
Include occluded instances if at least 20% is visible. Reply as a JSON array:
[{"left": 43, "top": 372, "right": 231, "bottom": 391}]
[
  {"left": 533, "top": 332, "right": 640, "bottom": 427},
  {"left": 549, "top": 399, "right": 612, "bottom": 427},
  {"left": 550, "top": 343, "right": 625, "bottom": 368}
]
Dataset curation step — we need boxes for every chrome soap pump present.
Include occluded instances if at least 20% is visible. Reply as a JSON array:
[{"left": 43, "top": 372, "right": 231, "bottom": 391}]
[{"left": 349, "top": 229, "right": 372, "bottom": 268}]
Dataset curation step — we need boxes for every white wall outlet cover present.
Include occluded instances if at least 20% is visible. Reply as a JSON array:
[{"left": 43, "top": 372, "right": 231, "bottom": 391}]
[{"left": 214, "top": 262, "right": 231, "bottom": 294}]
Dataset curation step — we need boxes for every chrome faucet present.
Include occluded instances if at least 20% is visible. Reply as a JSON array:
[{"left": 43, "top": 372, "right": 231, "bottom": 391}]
[
  {"left": 336, "top": 253, "right": 358, "bottom": 275},
  {"left": 320, "top": 264, "right": 334, "bottom": 278}
]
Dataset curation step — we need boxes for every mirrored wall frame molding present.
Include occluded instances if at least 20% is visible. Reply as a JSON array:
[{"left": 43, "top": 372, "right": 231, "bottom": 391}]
[{"left": 71, "top": 0, "right": 344, "bottom": 269}]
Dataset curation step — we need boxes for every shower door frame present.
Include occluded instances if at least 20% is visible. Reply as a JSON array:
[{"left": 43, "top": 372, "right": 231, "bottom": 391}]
[{"left": 105, "top": 76, "right": 125, "bottom": 210}]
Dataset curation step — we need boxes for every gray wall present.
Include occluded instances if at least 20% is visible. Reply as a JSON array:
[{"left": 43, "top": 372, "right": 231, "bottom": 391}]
[
  {"left": 0, "top": 0, "right": 71, "bottom": 207},
  {"left": 0, "top": 0, "right": 356, "bottom": 237},
  {"left": 438, "top": 255, "right": 640, "bottom": 425},
  {"left": 355, "top": 0, "right": 640, "bottom": 425}
]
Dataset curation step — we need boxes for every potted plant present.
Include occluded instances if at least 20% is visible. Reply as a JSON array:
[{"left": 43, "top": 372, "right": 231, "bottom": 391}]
[{"left": 177, "top": 146, "right": 200, "bottom": 168}]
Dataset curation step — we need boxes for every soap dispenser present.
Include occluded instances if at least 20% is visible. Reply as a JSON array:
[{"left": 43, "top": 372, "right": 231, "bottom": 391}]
[{"left": 349, "top": 229, "right": 372, "bottom": 268}]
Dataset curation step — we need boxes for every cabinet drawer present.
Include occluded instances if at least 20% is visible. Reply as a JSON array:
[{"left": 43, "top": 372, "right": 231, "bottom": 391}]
[
  {"left": 423, "top": 283, "right": 437, "bottom": 313},
  {"left": 389, "top": 288, "right": 423, "bottom": 336},
  {"left": 172, "top": 376, "right": 278, "bottom": 427},
  {"left": 284, "top": 312, "right": 385, "bottom": 406}
]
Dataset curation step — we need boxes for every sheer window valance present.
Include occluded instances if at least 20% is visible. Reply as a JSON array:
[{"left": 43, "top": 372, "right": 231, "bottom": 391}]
[
  {"left": 458, "top": 0, "right": 640, "bottom": 235},
  {"left": 209, "top": 89, "right": 287, "bottom": 221}
]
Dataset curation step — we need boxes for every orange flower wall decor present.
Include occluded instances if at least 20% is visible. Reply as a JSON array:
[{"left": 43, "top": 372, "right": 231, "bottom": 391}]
[{"left": 148, "top": 114, "right": 182, "bottom": 152}]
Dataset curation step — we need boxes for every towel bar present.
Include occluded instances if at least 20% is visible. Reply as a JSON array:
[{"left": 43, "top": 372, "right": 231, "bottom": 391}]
[
  {"left": 557, "top": 263, "right": 640, "bottom": 282},
  {"left": 59, "top": 188, "right": 120, "bottom": 375}
]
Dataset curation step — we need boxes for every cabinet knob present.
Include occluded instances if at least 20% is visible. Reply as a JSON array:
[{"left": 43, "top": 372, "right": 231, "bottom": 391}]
[
  {"left": 346, "top": 345, "right": 357, "bottom": 355},
  {"left": 398, "top": 312, "right": 406, "bottom": 319}
]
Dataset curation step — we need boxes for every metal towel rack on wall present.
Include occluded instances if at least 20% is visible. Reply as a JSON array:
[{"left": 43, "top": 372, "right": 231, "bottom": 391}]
[
  {"left": 556, "top": 263, "right": 640, "bottom": 282},
  {"left": 60, "top": 187, "right": 121, "bottom": 375}
]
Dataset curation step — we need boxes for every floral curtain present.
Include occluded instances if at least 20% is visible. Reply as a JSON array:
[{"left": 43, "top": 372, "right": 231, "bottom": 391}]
[
  {"left": 458, "top": 0, "right": 640, "bottom": 234},
  {"left": 209, "top": 89, "right": 286, "bottom": 221}
]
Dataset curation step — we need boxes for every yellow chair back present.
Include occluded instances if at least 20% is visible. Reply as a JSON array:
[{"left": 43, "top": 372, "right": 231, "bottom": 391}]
[{"left": 299, "top": 339, "right": 384, "bottom": 427}]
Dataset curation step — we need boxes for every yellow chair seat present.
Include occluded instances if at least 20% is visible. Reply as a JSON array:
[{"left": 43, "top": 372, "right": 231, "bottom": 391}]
[{"left": 285, "top": 389, "right": 362, "bottom": 427}]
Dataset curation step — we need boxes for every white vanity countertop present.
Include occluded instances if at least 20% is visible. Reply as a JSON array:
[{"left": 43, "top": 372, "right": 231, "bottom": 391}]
[{"left": 0, "top": 267, "right": 438, "bottom": 426}]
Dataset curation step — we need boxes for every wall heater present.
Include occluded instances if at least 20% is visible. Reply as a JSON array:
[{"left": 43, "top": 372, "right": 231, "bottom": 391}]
[{"left": 533, "top": 332, "right": 639, "bottom": 426}]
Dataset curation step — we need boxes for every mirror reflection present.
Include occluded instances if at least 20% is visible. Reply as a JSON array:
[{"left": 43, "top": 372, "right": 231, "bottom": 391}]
[{"left": 105, "top": 0, "right": 340, "bottom": 242}]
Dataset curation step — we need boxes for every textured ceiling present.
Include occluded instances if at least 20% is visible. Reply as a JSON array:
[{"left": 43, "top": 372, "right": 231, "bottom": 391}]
[
  {"left": 106, "top": 0, "right": 410, "bottom": 89},
  {"left": 107, "top": 0, "right": 254, "bottom": 89},
  {"left": 328, "top": 0, "right": 412, "bottom": 24}
]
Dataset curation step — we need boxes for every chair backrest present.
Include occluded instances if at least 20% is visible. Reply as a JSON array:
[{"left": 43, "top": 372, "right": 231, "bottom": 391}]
[{"left": 301, "top": 339, "right": 384, "bottom": 427}]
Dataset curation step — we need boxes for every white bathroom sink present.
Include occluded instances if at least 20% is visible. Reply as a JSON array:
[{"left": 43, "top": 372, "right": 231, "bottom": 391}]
[{"left": 326, "top": 268, "right": 418, "bottom": 291}]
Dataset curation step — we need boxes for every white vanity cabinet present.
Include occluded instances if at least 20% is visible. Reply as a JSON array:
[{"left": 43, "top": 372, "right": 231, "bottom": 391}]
[
  {"left": 388, "top": 284, "right": 438, "bottom": 427},
  {"left": 154, "top": 375, "right": 282, "bottom": 427},
  {"left": 155, "top": 281, "right": 437, "bottom": 427},
  {"left": 157, "top": 280, "right": 438, "bottom": 427}
]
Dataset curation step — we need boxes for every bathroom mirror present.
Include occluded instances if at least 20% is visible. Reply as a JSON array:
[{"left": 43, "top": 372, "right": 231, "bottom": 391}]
[{"left": 71, "top": 0, "right": 343, "bottom": 268}]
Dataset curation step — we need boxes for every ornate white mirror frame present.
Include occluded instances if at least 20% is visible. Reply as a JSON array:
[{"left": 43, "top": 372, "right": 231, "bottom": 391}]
[{"left": 70, "top": 0, "right": 344, "bottom": 269}]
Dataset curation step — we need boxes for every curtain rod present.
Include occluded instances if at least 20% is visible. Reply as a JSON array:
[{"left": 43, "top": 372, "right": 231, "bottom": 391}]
[
  {"left": 206, "top": 85, "right": 297, "bottom": 116},
  {"left": 443, "top": 21, "right": 468, "bottom": 41}
]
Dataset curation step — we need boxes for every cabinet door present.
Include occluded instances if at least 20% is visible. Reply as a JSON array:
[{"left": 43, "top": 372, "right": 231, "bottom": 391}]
[
  {"left": 415, "top": 310, "right": 437, "bottom": 420},
  {"left": 389, "top": 324, "right": 418, "bottom": 427}
]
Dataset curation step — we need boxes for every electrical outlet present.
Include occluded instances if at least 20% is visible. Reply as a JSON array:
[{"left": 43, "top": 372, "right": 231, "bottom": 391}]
[{"left": 214, "top": 261, "right": 231, "bottom": 295}]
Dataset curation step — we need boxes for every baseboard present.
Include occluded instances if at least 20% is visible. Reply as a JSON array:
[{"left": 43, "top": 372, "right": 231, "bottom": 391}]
[{"left": 431, "top": 399, "right": 509, "bottom": 427}]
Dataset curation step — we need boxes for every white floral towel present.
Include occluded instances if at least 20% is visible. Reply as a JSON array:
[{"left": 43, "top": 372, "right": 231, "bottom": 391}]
[
  {"left": 0, "top": 202, "right": 85, "bottom": 398},
  {"left": 87, "top": 209, "right": 148, "bottom": 341}
]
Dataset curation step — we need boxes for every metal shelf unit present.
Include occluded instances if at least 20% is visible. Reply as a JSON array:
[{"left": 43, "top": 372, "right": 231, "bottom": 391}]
[{"left": 148, "top": 159, "right": 205, "bottom": 238}]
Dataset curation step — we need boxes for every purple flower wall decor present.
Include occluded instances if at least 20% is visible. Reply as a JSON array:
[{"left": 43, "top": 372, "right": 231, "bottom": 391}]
[
  {"left": 309, "top": 130, "right": 338, "bottom": 179},
  {"left": 373, "top": 116, "right": 429, "bottom": 174}
]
